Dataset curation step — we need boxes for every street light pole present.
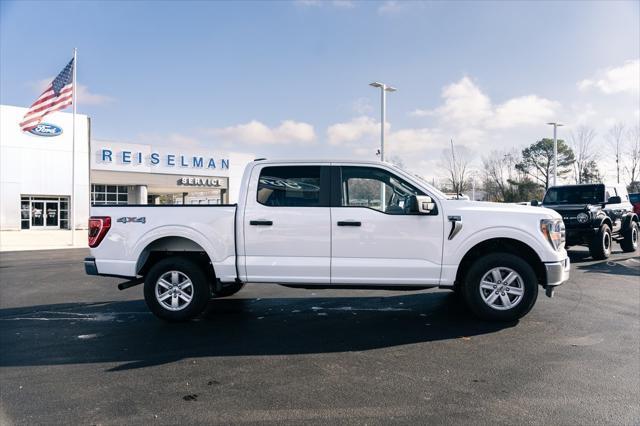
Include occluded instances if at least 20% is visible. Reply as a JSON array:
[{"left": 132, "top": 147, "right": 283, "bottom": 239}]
[
  {"left": 370, "top": 82, "right": 396, "bottom": 211},
  {"left": 547, "top": 122, "right": 564, "bottom": 187},
  {"left": 370, "top": 82, "right": 396, "bottom": 162}
]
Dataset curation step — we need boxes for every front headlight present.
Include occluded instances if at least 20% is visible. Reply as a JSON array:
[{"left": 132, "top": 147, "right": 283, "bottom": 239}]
[
  {"left": 577, "top": 212, "right": 589, "bottom": 224},
  {"left": 540, "top": 219, "right": 565, "bottom": 251}
]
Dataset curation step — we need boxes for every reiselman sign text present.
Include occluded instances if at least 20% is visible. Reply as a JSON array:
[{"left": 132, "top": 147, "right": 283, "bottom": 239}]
[{"left": 100, "top": 148, "right": 230, "bottom": 170}]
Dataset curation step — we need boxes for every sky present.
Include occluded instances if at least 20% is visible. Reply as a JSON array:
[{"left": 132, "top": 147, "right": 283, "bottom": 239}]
[{"left": 1, "top": 0, "right": 639, "bottom": 183}]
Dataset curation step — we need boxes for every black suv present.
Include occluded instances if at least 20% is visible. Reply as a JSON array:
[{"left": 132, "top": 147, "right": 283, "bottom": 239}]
[{"left": 537, "top": 183, "right": 638, "bottom": 259}]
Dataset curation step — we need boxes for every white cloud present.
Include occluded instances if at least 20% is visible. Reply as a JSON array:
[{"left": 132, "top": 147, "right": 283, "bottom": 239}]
[
  {"left": 490, "top": 95, "right": 559, "bottom": 129},
  {"left": 570, "top": 102, "right": 597, "bottom": 126},
  {"left": 413, "top": 76, "right": 558, "bottom": 130},
  {"left": 578, "top": 59, "right": 640, "bottom": 94},
  {"left": 388, "top": 127, "right": 443, "bottom": 153},
  {"left": 210, "top": 120, "right": 316, "bottom": 145},
  {"left": 325, "top": 115, "right": 446, "bottom": 160},
  {"left": 31, "top": 78, "right": 114, "bottom": 105},
  {"left": 426, "top": 77, "right": 493, "bottom": 126},
  {"left": 327, "top": 116, "right": 380, "bottom": 145}
]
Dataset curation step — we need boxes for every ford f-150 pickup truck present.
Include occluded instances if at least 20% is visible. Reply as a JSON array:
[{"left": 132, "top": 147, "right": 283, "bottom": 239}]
[{"left": 85, "top": 159, "right": 570, "bottom": 322}]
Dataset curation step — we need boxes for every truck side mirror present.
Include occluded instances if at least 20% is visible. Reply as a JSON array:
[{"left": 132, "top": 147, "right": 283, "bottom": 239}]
[
  {"left": 530, "top": 200, "right": 539, "bottom": 207},
  {"left": 406, "top": 195, "right": 436, "bottom": 215},
  {"left": 606, "top": 196, "right": 622, "bottom": 205}
]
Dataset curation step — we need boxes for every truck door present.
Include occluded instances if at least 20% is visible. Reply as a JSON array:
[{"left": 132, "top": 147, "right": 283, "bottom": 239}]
[
  {"left": 243, "top": 164, "right": 332, "bottom": 283},
  {"left": 330, "top": 165, "right": 445, "bottom": 286}
]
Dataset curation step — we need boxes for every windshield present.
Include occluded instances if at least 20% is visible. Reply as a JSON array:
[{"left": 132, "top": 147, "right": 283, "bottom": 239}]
[
  {"left": 389, "top": 163, "right": 448, "bottom": 200},
  {"left": 543, "top": 185, "right": 604, "bottom": 205}
]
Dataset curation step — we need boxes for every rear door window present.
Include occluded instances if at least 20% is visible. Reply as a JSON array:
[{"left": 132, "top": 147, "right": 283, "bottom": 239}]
[{"left": 257, "top": 166, "right": 329, "bottom": 207}]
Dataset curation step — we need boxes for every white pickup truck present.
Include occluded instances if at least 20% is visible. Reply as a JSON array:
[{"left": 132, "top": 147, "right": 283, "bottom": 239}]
[{"left": 85, "top": 159, "right": 570, "bottom": 322}]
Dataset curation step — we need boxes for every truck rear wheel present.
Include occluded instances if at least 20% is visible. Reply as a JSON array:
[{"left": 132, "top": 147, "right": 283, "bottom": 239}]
[
  {"left": 589, "top": 224, "right": 612, "bottom": 260},
  {"left": 144, "top": 257, "right": 210, "bottom": 322},
  {"left": 620, "top": 221, "right": 638, "bottom": 253},
  {"left": 462, "top": 253, "right": 538, "bottom": 322}
]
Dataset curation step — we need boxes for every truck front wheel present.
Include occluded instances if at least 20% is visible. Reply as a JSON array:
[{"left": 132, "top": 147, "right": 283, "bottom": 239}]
[
  {"left": 589, "top": 224, "right": 612, "bottom": 260},
  {"left": 620, "top": 221, "right": 638, "bottom": 253},
  {"left": 144, "top": 257, "right": 210, "bottom": 322},
  {"left": 462, "top": 253, "right": 538, "bottom": 322}
]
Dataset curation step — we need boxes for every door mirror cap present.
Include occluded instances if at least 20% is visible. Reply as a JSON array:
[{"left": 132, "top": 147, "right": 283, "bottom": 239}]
[
  {"left": 530, "top": 199, "right": 539, "bottom": 207},
  {"left": 606, "top": 195, "right": 622, "bottom": 204},
  {"left": 406, "top": 195, "right": 436, "bottom": 214}
]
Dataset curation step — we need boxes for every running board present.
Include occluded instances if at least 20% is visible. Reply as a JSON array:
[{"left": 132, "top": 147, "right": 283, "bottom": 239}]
[
  {"left": 118, "top": 277, "right": 144, "bottom": 291},
  {"left": 278, "top": 284, "right": 436, "bottom": 291}
]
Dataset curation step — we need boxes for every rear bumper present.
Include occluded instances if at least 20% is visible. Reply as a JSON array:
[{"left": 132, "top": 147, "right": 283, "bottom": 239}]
[
  {"left": 544, "top": 257, "right": 570, "bottom": 287},
  {"left": 84, "top": 257, "right": 134, "bottom": 280},
  {"left": 84, "top": 257, "right": 98, "bottom": 275}
]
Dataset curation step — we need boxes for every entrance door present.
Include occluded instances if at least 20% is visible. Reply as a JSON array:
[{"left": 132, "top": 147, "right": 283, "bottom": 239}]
[
  {"left": 45, "top": 202, "right": 59, "bottom": 227},
  {"left": 331, "top": 165, "right": 445, "bottom": 286},
  {"left": 31, "top": 202, "right": 44, "bottom": 227}
]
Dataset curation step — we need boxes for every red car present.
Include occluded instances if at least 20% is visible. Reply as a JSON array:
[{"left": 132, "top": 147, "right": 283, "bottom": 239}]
[{"left": 630, "top": 193, "right": 640, "bottom": 216}]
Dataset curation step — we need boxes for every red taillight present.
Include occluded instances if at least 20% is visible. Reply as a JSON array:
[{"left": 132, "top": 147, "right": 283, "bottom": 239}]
[{"left": 88, "top": 216, "right": 111, "bottom": 248}]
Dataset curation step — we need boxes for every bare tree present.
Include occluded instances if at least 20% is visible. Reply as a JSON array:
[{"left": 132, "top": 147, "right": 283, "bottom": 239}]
[
  {"left": 570, "top": 126, "right": 598, "bottom": 184},
  {"left": 607, "top": 122, "right": 625, "bottom": 184},
  {"left": 625, "top": 125, "right": 640, "bottom": 190},
  {"left": 482, "top": 149, "right": 515, "bottom": 201},
  {"left": 441, "top": 140, "right": 471, "bottom": 195}
]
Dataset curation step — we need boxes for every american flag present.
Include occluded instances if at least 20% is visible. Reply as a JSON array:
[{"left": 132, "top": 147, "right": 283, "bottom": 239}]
[{"left": 20, "top": 58, "right": 74, "bottom": 132}]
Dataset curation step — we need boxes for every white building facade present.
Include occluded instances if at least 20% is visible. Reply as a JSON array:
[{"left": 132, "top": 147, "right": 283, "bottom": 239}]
[{"left": 0, "top": 105, "right": 253, "bottom": 231}]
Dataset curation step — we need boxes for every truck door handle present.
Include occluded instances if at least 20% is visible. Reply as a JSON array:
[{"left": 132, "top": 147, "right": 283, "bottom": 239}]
[
  {"left": 337, "top": 221, "right": 361, "bottom": 227},
  {"left": 250, "top": 220, "right": 273, "bottom": 226}
]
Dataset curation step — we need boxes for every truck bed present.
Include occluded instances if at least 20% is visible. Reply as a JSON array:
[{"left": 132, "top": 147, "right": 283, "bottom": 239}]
[{"left": 89, "top": 204, "right": 238, "bottom": 281}]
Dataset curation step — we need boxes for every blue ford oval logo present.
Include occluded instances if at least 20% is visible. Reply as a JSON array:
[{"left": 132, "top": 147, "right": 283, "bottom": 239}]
[{"left": 28, "top": 123, "right": 63, "bottom": 137}]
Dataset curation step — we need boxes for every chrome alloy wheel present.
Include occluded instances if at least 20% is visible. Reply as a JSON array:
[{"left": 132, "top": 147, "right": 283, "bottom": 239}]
[
  {"left": 479, "top": 267, "right": 525, "bottom": 311},
  {"left": 155, "top": 271, "right": 194, "bottom": 311},
  {"left": 632, "top": 226, "right": 638, "bottom": 246}
]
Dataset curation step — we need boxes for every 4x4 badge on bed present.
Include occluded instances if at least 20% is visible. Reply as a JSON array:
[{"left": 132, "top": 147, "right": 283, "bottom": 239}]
[{"left": 117, "top": 217, "right": 146, "bottom": 224}]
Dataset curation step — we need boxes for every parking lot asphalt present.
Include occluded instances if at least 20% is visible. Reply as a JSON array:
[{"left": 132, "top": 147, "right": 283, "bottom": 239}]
[{"left": 0, "top": 248, "right": 638, "bottom": 425}]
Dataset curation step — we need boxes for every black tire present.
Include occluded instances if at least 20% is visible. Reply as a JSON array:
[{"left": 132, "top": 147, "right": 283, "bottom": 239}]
[
  {"left": 212, "top": 282, "right": 245, "bottom": 298},
  {"left": 589, "top": 224, "right": 612, "bottom": 260},
  {"left": 143, "top": 257, "right": 210, "bottom": 322},
  {"left": 461, "top": 253, "right": 538, "bottom": 322},
  {"left": 620, "top": 221, "right": 639, "bottom": 253}
]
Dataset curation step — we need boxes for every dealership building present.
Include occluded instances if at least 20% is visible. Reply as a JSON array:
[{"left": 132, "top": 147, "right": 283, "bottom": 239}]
[{"left": 0, "top": 105, "right": 253, "bottom": 231}]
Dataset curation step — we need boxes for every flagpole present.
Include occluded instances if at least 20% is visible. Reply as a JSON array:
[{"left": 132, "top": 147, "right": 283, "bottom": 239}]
[{"left": 71, "top": 47, "right": 77, "bottom": 246}]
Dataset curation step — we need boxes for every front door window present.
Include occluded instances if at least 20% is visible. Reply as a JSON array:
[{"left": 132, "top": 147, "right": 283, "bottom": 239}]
[{"left": 341, "top": 166, "right": 424, "bottom": 214}]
